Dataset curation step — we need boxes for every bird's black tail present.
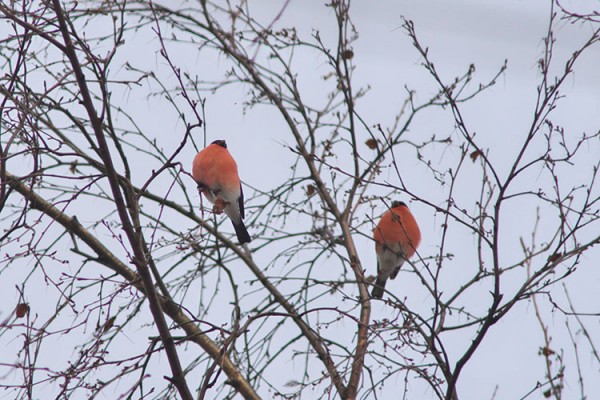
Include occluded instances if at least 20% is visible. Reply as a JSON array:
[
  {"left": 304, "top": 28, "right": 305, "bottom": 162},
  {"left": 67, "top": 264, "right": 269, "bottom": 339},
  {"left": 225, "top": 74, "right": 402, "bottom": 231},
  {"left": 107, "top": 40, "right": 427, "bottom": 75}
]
[
  {"left": 371, "top": 277, "right": 387, "bottom": 299},
  {"left": 232, "top": 220, "right": 251, "bottom": 244}
]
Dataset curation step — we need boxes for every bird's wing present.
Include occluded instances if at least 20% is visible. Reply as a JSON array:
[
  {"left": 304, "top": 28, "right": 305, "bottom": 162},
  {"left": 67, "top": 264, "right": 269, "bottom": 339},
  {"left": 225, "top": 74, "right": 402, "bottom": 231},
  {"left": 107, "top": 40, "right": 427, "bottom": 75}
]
[{"left": 238, "top": 183, "right": 245, "bottom": 220}]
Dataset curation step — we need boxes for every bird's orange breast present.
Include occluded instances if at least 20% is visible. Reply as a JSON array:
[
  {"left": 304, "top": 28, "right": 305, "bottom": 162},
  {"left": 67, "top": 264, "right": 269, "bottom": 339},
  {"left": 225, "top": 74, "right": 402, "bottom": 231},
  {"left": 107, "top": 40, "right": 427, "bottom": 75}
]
[
  {"left": 374, "top": 205, "right": 421, "bottom": 258},
  {"left": 192, "top": 144, "right": 240, "bottom": 190}
]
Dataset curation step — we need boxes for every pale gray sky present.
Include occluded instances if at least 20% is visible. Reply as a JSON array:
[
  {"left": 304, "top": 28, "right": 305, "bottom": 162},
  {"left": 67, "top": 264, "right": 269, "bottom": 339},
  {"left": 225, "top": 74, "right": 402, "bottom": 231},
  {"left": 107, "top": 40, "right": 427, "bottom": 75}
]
[{"left": 1, "top": 1, "right": 598, "bottom": 399}]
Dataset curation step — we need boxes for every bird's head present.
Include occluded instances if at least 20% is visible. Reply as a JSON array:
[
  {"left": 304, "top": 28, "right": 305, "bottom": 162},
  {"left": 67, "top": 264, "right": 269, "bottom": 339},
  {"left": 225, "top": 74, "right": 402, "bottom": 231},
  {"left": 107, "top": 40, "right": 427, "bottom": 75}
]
[
  {"left": 211, "top": 139, "right": 227, "bottom": 148},
  {"left": 391, "top": 200, "right": 407, "bottom": 208}
]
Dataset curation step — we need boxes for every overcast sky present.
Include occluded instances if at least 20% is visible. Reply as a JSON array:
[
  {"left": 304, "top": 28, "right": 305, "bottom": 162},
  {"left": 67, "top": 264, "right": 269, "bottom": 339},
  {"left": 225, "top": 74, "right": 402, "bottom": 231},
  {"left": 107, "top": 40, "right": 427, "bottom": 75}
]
[
  {"left": 192, "top": 1, "right": 600, "bottom": 398},
  {"left": 1, "top": 0, "right": 598, "bottom": 399}
]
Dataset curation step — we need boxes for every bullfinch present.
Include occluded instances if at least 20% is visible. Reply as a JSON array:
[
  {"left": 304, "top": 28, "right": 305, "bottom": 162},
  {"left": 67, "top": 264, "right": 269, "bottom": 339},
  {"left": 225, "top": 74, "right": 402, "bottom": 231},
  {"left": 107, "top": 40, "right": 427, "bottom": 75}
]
[
  {"left": 371, "top": 200, "right": 421, "bottom": 299},
  {"left": 192, "top": 139, "right": 251, "bottom": 244}
]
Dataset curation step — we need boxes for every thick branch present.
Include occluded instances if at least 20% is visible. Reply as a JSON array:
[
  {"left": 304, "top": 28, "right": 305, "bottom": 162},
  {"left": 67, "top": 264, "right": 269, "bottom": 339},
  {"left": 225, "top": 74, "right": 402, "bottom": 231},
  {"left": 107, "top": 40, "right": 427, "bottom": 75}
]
[{"left": 3, "top": 171, "right": 261, "bottom": 400}]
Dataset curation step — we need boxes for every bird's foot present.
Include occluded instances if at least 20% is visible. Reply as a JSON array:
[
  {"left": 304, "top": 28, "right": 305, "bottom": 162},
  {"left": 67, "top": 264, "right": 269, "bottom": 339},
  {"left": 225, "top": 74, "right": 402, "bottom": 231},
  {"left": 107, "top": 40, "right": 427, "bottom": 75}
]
[{"left": 213, "top": 198, "right": 228, "bottom": 215}]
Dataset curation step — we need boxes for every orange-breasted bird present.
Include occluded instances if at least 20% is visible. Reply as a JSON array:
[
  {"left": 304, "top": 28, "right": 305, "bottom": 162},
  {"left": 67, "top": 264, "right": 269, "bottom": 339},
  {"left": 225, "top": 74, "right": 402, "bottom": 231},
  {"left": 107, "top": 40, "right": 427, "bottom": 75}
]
[
  {"left": 371, "top": 200, "right": 421, "bottom": 299},
  {"left": 192, "top": 139, "right": 251, "bottom": 244}
]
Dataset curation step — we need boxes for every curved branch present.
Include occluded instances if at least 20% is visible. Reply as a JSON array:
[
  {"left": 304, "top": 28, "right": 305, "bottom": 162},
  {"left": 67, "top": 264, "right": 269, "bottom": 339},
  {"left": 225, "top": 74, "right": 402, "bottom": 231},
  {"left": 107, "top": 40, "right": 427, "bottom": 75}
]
[{"left": 3, "top": 170, "right": 262, "bottom": 400}]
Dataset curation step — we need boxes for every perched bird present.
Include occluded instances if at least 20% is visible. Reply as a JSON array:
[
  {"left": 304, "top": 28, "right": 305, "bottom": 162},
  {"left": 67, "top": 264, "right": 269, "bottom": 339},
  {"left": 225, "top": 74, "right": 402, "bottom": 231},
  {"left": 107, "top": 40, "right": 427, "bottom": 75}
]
[
  {"left": 192, "top": 139, "right": 251, "bottom": 244},
  {"left": 371, "top": 201, "right": 421, "bottom": 299}
]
